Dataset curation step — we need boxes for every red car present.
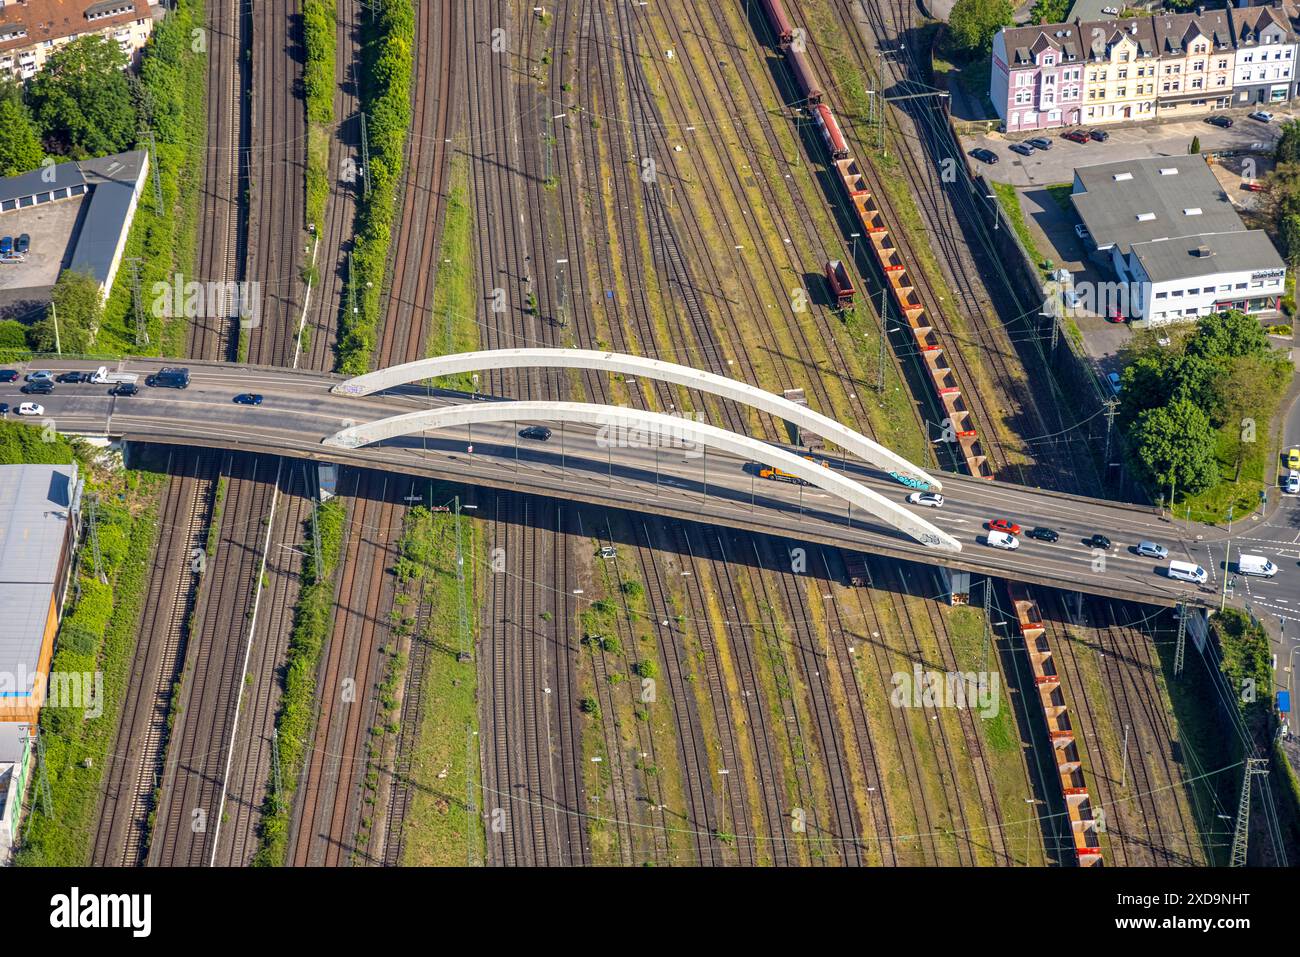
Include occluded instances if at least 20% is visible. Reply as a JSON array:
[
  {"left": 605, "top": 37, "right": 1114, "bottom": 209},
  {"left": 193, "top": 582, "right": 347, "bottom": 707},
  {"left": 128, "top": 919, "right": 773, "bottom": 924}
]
[
  {"left": 1106, "top": 309, "right": 1128, "bottom": 323},
  {"left": 1244, "top": 181, "right": 1268, "bottom": 193},
  {"left": 1062, "top": 129, "right": 1090, "bottom": 144},
  {"left": 988, "top": 519, "right": 1022, "bottom": 535}
]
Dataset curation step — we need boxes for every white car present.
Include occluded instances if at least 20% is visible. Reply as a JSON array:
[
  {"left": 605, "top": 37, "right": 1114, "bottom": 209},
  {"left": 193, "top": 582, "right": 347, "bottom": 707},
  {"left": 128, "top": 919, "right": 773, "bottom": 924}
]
[
  {"left": 1286, "top": 470, "right": 1300, "bottom": 495},
  {"left": 1249, "top": 110, "right": 1274, "bottom": 123},
  {"left": 986, "top": 530, "right": 1020, "bottom": 550},
  {"left": 1074, "top": 223, "right": 1090, "bottom": 241},
  {"left": 906, "top": 492, "right": 944, "bottom": 508},
  {"left": 17, "top": 402, "right": 44, "bottom": 416}
]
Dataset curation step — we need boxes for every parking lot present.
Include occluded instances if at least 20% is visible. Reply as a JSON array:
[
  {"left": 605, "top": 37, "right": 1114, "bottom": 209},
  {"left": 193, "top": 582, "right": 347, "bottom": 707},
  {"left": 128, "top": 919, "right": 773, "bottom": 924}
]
[
  {"left": 965, "top": 107, "right": 1295, "bottom": 187},
  {"left": 0, "top": 196, "right": 83, "bottom": 314}
]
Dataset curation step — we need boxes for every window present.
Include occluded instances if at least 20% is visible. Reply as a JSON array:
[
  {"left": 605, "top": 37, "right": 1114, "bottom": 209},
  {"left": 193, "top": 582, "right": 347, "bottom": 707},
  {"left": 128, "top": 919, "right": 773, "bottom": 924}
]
[
  {"left": 1236, "top": 282, "right": 1247, "bottom": 289},
  {"left": 1159, "top": 167, "right": 1178, "bottom": 175},
  {"left": 1113, "top": 172, "right": 1133, "bottom": 181},
  {"left": 1155, "top": 291, "right": 1168, "bottom": 299},
  {"left": 1136, "top": 212, "right": 1156, "bottom": 221}
]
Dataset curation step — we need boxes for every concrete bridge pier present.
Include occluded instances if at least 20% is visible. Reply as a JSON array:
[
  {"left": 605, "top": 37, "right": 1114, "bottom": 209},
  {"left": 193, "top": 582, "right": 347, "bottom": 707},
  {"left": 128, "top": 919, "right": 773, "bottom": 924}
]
[
  {"left": 941, "top": 568, "right": 971, "bottom": 606},
  {"left": 1065, "top": 590, "right": 1085, "bottom": 626}
]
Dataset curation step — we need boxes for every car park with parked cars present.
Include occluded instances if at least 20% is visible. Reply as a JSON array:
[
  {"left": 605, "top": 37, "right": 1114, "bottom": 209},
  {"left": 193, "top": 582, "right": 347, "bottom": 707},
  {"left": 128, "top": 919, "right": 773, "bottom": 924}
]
[
  {"left": 1205, "top": 115, "right": 1233, "bottom": 128},
  {"left": 1089, "top": 129, "right": 1109, "bottom": 141},
  {"left": 1025, "top": 137, "right": 1052, "bottom": 150},
  {"left": 1009, "top": 142, "right": 1035, "bottom": 157},
  {"left": 1062, "top": 130, "right": 1089, "bottom": 144}
]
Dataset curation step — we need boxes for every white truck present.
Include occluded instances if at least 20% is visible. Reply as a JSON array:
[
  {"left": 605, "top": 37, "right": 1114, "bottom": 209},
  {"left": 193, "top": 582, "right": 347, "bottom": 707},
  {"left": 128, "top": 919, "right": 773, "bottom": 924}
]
[
  {"left": 1237, "top": 554, "right": 1278, "bottom": 578},
  {"left": 90, "top": 366, "right": 139, "bottom": 385}
]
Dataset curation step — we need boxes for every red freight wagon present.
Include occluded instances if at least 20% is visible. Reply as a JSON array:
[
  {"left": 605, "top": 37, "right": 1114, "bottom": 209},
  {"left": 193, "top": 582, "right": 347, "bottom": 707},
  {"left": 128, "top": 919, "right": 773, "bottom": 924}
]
[
  {"left": 813, "top": 103, "right": 849, "bottom": 159},
  {"left": 759, "top": 0, "right": 794, "bottom": 44},
  {"left": 824, "top": 259, "right": 855, "bottom": 307},
  {"left": 787, "top": 47, "right": 823, "bottom": 104}
]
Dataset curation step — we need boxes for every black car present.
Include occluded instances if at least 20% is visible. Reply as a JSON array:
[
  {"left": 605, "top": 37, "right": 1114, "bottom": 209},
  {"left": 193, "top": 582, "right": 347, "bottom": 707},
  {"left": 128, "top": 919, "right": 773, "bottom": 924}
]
[
  {"left": 0, "top": 369, "right": 17, "bottom": 383},
  {"left": 1009, "top": 142, "right": 1035, "bottom": 157},
  {"left": 21, "top": 381, "right": 53, "bottom": 395},
  {"left": 519, "top": 426, "right": 552, "bottom": 441},
  {"left": 1025, "top": 136, "right": 1053, "bottom": 150},
  {"left": 1204, "top": 114, "right": 1233, "bottom": 128},
  {"left": 56, "top": 371, "right": 88, "bottom": 384},
  {"left": 233, "top": 393, "right": 263, "bottom": 405},
  {"left": 0, "top": 403, "right": 8, "bottom": 416},
  {"left": 1088, "top": 129, "right": 1110, "bottom": 142},
  {"left": 1086, "top": 533, "right": 1112, "bottom": 550},
  {"left": 111, "top": 382, "right": 138, "bottom": 397},
  {"left": 1029, "top": 527, "right": 1059, "bottom": 543},
  {"left": 969, "top": 147, "right": 999, "bottom": 165},
  {"left": 14, "top": 234, "right": 29, "bottom": 255}
]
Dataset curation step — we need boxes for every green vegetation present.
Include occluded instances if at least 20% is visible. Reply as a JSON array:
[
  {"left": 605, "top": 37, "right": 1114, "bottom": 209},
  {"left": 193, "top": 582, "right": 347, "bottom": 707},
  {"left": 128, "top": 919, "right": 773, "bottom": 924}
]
[
  {"left": 337, "top": 0, "right": 415, "bottom": 374},
  {"left": 391, "top": 500, "right": 484, "bottom": 865},
  {"left": 254, "top": 497, "right": 346, "bottom": 865},
  {"left": 12, "top": 424, "right": 164, "bottom": 865},
  {"left": 1118, "top": 316, "right": 1291, "bottom": 522},
  {"left": 303, "top": 0, "right": 337, "bottom": 228},
  {"left": 425, "top": 154, "right": 478, "bottom": 391},
  {"left": 991, "top": 182, "right": 1052, "bottom": 274},
  {"left": 946, "top": 0, "right": 1014, "bottom": 59},
  {"left": 1028, "top": 0, "right": 1070, "bottom": 24},
  {"left": 28, "top": 271, "right": 103, "bottom": 354},
  {"left": 29, "top": 37, "right": 136, "bottom": 158},
  {"left": 1211, "top": 609, "right": 1273, "bottom": 741},
  {"left": 0, "top": 80, "right": 44, "bottom": 176}
]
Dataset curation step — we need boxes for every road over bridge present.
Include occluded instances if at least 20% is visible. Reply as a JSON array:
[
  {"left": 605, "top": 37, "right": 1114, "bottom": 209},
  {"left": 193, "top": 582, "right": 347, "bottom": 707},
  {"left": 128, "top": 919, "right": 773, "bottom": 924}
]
[{"left": 1, "top": 357, "right": 1238, "bottom": 608}]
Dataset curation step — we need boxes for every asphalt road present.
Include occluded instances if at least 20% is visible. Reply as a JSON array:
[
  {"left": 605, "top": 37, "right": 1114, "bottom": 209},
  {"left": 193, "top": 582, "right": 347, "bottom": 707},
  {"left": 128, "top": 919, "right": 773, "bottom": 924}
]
[{"left": 0, "top": 357, "right": 1244, "bottom": 606}]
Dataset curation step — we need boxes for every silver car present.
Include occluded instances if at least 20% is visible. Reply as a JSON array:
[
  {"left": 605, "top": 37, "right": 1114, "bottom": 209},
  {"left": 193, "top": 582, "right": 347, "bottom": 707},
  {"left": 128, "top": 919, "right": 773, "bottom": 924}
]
[{"left": 1136, "top": 541, "right": 1168, "bottom": 560}]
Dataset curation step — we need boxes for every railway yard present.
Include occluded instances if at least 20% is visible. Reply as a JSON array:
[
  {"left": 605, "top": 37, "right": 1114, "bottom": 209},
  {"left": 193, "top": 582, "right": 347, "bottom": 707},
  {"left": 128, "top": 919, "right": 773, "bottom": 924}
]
[{"left": 6, "top": 0, "right": 1292, "bottom": 880}]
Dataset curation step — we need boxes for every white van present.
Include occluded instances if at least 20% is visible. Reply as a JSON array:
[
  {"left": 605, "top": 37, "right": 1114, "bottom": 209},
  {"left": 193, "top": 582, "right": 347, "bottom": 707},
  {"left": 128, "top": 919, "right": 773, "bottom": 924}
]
[
  {"left": 1167, "top": 560, "right": 1208, "bottom": 584},
  {"left": 1237, "top": 554, "right": 1278, "bottom": 578}
]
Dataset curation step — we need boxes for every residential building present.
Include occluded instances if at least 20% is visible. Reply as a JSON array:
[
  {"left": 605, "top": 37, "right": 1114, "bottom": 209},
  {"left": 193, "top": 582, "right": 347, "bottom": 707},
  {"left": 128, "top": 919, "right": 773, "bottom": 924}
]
[
  {"left": 1227, "top": 1, "right": 1298, "bottom": 106},
  {"left": 1070, "top": 155, "right": 1285, "bottom": 324},
  {"left": 0, "top": 0, "right": 161, "bottom": 81},
  {"left": 991, "top": 24, "right": 1086, "bottom": 132},
  {"left": 1077, "top": 17, "right": 1160, "bottom": 125},
  {"left": 1151, "top": 9, "right": 1235, "bottom": 117}
]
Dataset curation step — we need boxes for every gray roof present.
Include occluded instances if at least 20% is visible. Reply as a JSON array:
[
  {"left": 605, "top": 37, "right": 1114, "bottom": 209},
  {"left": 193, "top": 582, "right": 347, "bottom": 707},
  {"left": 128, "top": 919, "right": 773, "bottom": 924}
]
[
  {"left": 1071, "top": 155, "right": 1242, "bottom": 255},
  {"left": 0, "top": 464, "right": 78, "bottom": 697},
  {"left": 1131, "top": 229, "right": 1286, "bottom": 282}
]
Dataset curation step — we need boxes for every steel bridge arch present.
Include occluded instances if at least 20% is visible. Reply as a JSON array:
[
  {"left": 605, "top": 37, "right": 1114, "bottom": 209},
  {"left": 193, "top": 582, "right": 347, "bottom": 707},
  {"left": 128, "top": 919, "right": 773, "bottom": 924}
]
[
  {"left": 332, "top": 348, "right": 941, "bottom": 491},
  {"left": 323, "top": 400, "right": 960, "bottom": 552}
]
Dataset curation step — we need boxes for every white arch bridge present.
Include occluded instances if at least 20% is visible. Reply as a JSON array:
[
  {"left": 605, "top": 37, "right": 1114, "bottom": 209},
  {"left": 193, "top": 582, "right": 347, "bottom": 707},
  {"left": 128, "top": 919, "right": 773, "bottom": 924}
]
[{"left": 326, "top": 349, "right": 957, "bottom": 553}]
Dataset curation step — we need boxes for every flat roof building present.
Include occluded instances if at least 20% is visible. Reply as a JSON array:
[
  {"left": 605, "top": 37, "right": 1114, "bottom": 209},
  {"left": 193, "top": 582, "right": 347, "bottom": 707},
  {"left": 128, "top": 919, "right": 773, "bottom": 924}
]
[{"left": 1071, "top": 155, "right": 1286, "bottom": 324}]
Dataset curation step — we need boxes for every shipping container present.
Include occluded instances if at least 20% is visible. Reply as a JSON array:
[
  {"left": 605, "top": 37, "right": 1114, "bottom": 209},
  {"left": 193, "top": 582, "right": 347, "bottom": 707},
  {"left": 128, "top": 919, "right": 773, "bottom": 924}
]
[{"left": 824, "top": 259, "right": 855, "bottom": 307}]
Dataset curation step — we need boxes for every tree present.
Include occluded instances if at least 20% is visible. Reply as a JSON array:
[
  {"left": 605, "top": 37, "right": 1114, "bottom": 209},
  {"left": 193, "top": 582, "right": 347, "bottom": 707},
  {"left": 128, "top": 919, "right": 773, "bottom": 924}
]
[
  {"left": 0, "top": 81, "right": 43, "bottom": 176},
  {"left": 29, "top": 271, "right": 102, "bottom": 353},
  {"left": 1132, "top": 398, "right": 1220, "bottom": 498},
  {"left": 1281, "top": 213, "right": 1300, "bottom": 265},
  {"left": 1277, "top": 119, "right": 1300, "bottom": 166},
  {"left": 948, "top": 0, "right": 1014, "bottom": 58},
  {"left": 1186, "top": 309, "right": 1270, "bottom": 363},
  {"left": 28, "top": 37, "right": 136, "bottom": 159},
  {"left": 1189, "top": 135, "right": 1201, "bottom": 154},
  {"left": 0, "top": 319, "right": 28, "bottom": 351},
  {"left": 1214, "top": 354, "right": 1290, "bottom": 478}
]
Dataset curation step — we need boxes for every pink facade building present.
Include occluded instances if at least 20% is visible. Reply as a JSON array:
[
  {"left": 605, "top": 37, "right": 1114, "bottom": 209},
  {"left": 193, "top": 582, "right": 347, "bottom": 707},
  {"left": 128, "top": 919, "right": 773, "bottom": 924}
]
[{"left": 991, "top": 25, "right": 1086, "bottom": 132}]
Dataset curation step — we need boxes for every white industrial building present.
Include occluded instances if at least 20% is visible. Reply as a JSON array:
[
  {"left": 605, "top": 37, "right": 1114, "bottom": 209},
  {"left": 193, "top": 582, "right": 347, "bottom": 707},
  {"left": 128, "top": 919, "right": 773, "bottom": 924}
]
[{"left": 1071, "top": 154, "right": 1285, "bottom": 324}]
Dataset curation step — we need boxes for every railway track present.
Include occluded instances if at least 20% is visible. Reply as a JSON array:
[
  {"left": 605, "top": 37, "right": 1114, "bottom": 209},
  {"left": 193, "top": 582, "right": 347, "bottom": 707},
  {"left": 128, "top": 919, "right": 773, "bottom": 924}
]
[{"left": 91, "top": 451, "right": 217, "bottom": 866}]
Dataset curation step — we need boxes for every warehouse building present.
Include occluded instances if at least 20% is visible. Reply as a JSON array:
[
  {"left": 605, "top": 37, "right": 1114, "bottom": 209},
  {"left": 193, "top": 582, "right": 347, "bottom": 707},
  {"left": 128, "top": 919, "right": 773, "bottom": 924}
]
[
  {"left": 0, "top": 463, "right": 83, "bottom": 860},
  {"left": 1071, "top": 154, "right": 1286, "bottom": 324}
]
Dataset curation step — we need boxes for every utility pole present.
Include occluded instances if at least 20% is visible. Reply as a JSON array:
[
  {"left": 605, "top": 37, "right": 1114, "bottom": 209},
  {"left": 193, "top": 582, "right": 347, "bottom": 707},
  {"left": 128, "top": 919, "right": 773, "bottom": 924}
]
[
  {"left": 34, "top": 732, "right": 53, "bottom": 819},
  {"left": 271, "top": 728, "right": 283, "bottom": 813},
  {"left": 1221, "top": 506, "right": 1235, "bottom": 613},
  {"left": 465, "top": 723, "right": 478, "bottom": 866},
  {"left": 1103, "top": 397, "right": 1118, "bottom": 466},
  {"left": 982, "top": 577, "right": 992, "bottom": 673},
  {"left": 359, "top": 111, "right": 371, "bottom": 198},
  {"left": 1120, "top": 723, "right": 1130, "bottom": 789},
  {"left": 50, "top": 300, "right": 61, "bottom": 356},
  {"left": 877, "top": 285, "right": 887, "bottom": 394},
  {"left": 1230, "top": 758, "right": 1269, "bottom": 867},
  {"left": 310, "top": 498, "right": 324, "bottom": 581},
  {"left": 88, "top": 493, "right": 106, "bottom": 584},
  {"left": 141, "top": 127, "right": 164, "bottom": 213},
  {"left": 454, "top": 496, "right": 469, "bottom": 658},
  {"left": 127, "top": 256, "right": 148, "bottom": 347},
  {"left": 555, "top": 258, "right": 569, "bottom": 328},
  {"left": 1174, "top": 602, "right": 1187, "bottom": 676}
]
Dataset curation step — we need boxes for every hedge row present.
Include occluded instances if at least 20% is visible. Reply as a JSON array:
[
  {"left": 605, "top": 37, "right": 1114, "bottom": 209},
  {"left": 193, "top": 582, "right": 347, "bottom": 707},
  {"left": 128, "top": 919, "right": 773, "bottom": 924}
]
[
  {"left": 15, "top": 466, "right": 163, "bottom": 865},
  {"left": 336, "top": 0, "right": 415, "bottom": 374},
  {"left": 254, "top": 497, "right": 347, "bottom": 865},
  {"left": 303, "top": 0, "right": 336, "bottom": 228}
]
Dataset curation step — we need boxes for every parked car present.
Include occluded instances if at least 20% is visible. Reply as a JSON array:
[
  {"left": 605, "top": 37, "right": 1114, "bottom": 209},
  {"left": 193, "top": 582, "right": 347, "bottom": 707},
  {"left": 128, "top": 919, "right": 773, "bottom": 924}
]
[
  {"left": 1087, "top": 533, "right": 1112, "bottom": 550},
  {"left": 1009, "top": 142, "right": 1035, "bottom": 157},
  {"left": 1062, "top": 129, "right": 1090, "bottom": 144},
  {"left": 1244, "top": 181, "right": 1268, "bottom": 193},
  {"left": 0, "top": 369, "right": 17, "bottom": 383},
  {"left": 21, "top": 381, "right": 52, "bottom": 395},
  {"left": 1286, "top": 470, "right": 1300, "bottom": 495},
  {"left": 1286, "top": 447, "right": 1300, "bottom": 470},
  {"left": 1107, "top": 371, "right": 1122, "bottom": 393},
  {"left": 1075, "top": 223, "right": 1091, "bottom": 240},
  {"left": 110, "top": 382, "right": 138, "bottom": 397},
  {"left": 969, "top": 147, "right": 999, "bottom": 165},
  {"left": 0, "top": 236, "right": 13, "bottom": 255},
  {"left": 1088, "top": 129, "right": 1110, "bottom": 142},
  {"left": 24, "top": 370, "right": 53, "bottom": 383},
  {"left": 1249, "top": 110, "right": 1274, "bottom": 123},
  {"left": 1136, "top": 541, "right": 1169, "bottom": 560},
  {"left": 986, "top": 530, "right": 1020, "bottom": 551},
  {"left": 906, "top": 491, "right": 944, "bottom": 508},
  {"left": 1029, "top": 527, "right": 1059, "bottom": 543},
  {"left": 14, "top": 234, "right": 29, "bottom": 255},
  {"left": 519, "top": 426, "right": 553, "bottom": 441},
  {"left": 1205, "top": 115, "right": 1234, "bottom": 128},
  {"left": 1106, "top": 309, "right": 1127, "bottom": 324},
  {"left": 1025, "top": 137, "right": 1052, "bottom": 150},
  {"left": 56, "top": 371, "right": 88, "bottom": 384},
  {"left": 233, "top": 393, "right": 263, "bottom": 405},
  {"left": 17, "top": 402, "right": 43, "bottom": 416},
  {"left": 0, "top": 403, "right": 7, "bottom": 416},
  {"left": 988, "top": 519, "right": 1022, "bottom": 536}
]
